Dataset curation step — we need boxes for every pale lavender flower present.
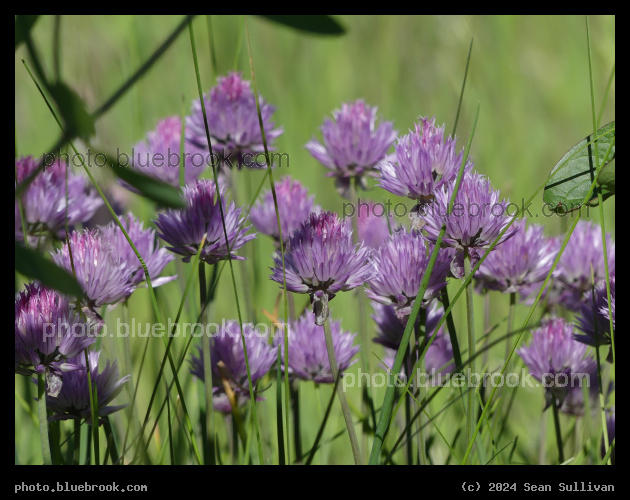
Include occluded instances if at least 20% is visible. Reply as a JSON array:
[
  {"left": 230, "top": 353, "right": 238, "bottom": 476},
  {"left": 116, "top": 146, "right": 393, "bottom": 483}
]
[
  {"left": 517, "top": 318, "right": 598, "bottom": 415},
  {"left": 127, "top": 116, "right": 208, "bottom": 189},
  {"left": 575, "top": 279, "right": 615, "bottom": 358},
  {"left": 275, "top": 311, "right": 359, "bottom": 384},
  {"left": 270, "top": 211, "right": 373, "bottom": 325},
  {"left": 555, "top": 220, "right": 615, "bottom": 310},
  {"left": 250, "top": 176, "right": 316, "bottom": 245},
  {"left": 51, "top": 229, "right": 136, "bottom": 308},
  {"left": 190, "top": 322, "right": 276, "bottom": 412},
  {"left": 15, "top": 283, "right": 99, "bottom": 396},
  {"left": 15, "top": 156, "right": 103, "bottom": 245},
  {"left": 186, "top": 72, "right": 283, "bottom": 169},
  {"left": 355, "top": 200, "right": 395, "bottom": 249},
  {"left": 475, "top": 219, "right": 556, "bottom": 294},
  {"left": 45, "top": 350, "right": 130, "bottom": 423},
  {"left": 305, "top": 100, "right": 397, "bottom": 197},
  {"left": 377, "top": 116, "right": 472, "bottom": 205},
  {"left": 100, "top": 213, "right": 175, "bottom": 287},
  {"left": 421, "top": 172, "right": 518, "bottom": 278},
  {"left": 154, "top": 179, "right": 256, "bottom": 265},
  {"left": 365, "top": 228, "right": 452, "bottom": 320}
]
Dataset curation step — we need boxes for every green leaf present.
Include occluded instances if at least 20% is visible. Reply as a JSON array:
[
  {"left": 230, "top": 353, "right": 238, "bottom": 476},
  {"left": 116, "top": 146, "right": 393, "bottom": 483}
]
[
  {"left": 258, "top": 15, "right": 345, "bottom": 35},
  {"left": 15, "top": 242, "right": 84, "bottom": 299},
  {"left": 48, "top": 83, "right": 96, "bottom": 141},
  {"left": 96, "top": 149, "right": 185, "bottom": 208},
  {"left": 15, "top": 15, "right": 39, "bottom": 50},
  {"left": 597, "top": 160, "right": 615, "bottom": 195},
  {"left": 543, "top": 121, "right": 615, "bottom": 213}
]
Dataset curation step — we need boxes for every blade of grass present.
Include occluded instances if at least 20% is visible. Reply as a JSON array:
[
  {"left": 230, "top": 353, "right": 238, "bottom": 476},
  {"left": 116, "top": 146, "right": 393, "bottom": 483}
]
[
  {"left": 586, "top": 16, "right": 614, "bottom": 464},
  {"left": 188, "top": 19, "right": 263, "bottom": 464},
  {"left": 22, "top": 58, "right": 202, "bottom": 466},
  {"left": 37, "top": 373, "right": 52, "bottom": 465},
  {"left": 244, "top": 16, "right": 292, "bottom": 464}
]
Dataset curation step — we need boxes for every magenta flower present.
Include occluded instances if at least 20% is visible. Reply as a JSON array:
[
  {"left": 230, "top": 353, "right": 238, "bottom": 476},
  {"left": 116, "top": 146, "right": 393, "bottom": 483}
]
[
  {"left": 377, "top": 116, "right": 472, "bottom": 205},
  {"left": 100, "top": 213, "right": 175, "bottom": 287},
  {"left": 355, "top": 200, "right": 395, "bottom": 249},
  {"left": 250, "top": 176, "right": 317, "bottom": 245},
  {"left": 51, "top": 229, "right": 136, "bottom": 309},
  {"left": 306, "top": 99, "right": 397, "bottom": 197},
  {"left": 46, "top": 350, "right": 130, "bottom": 423},
  {"left": 15, "top": 156, "right": 102, "bottom": 245},
  {"left": 270, "top": 211, "right": 373, "bottom": 325},
  {"left": 189, "top": 321, "right": 276, "bottom": 412},
  {"left": 154, "top": 179, "right": 256, "bottom": 265},
  {"left": 275, "top": 311, "right": 359, "bottom": 384},
  {"left": 127, "top": 116, "right": 208, "bottom": 189},
  {"left": 475, "top": 219, "right": 556, "bottom": 294},
  {"left": 421, "top": 172, "right": 519, "bottom": 278},
  {"left": 15, "top": 283, "right": 99, "bottom": 396},
  {"left": 555, "top": 220, "right": 615, "bottom": 310},
  {"left": 517, "top": 318, "right": 598, "bottom": 415},
  {"left": 365, "top": 228, "right": 452, "bottom": 320},
  {"left": 186, "top": 72, "right": 283, "bottom": 170}
]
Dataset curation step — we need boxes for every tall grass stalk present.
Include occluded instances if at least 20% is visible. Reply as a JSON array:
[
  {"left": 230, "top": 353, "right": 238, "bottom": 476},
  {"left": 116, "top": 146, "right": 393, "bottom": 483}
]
[
  {"left": 586, "top": 15, "right": 614, "bottom": 463},
  {"left": 323, "top": 314, "right": 361, "bottom": 464},
  {"left": 37, "top": 373, "right": 52, "bottom": 465},
  {"left": 243, "top": 16, "right": 291, "bottom": 463},
  {"left": 188, "top": 19, "right": 263, "bottom": 464}
]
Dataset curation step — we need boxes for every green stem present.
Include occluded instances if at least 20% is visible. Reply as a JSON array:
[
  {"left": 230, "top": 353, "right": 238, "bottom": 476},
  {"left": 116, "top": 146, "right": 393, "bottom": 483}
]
[
  {"left": 551, "top": 398, "right": 564, "bottom": 464},
  {"left": 290, "top": 382, "right": 302, "bottom": 461},
  {"left": 200, "top": 262, "right": 216, "bottom": 465},
  {"left": 323, "top": 315, "right": 361, "bottom": 464},
  {"left": 84, "top": 350, "right": 99, "bottom": 466},
  {"left": 276, "top": 345, "right": 286, "bottom": 465},
  {"left": 74, "top": 419, "right": 82, "bottom": 465},
  {"left": 349, "top": 177, "right": 375, "bottom": 458},
  {"left": 505, "top": 292, "right": 516, "bottom": 360},
  {"left": 464, "top": 251, "right": 476, "bottom": 464},
  {"left": 37, "top": 373, "right": 52, "bottom": 465}
]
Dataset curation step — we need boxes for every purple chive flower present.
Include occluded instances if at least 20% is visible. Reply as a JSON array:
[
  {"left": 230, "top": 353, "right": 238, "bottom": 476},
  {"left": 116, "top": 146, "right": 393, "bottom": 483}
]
[
  {"left": 372, "top": 301, "right": 443, "bottom": 350},
  {"left": 421, "top": 172, "right": 519, "bottom": 278},
  {"left": 575, "top": 278, "right": 615, "bottom": 356},
  {"left": 305, "top": 99, "right": 397, "bottom": 197},
  {"left": 45, "top": 350, "right": 130, "bottom": 423},
  {"left": 270, "top": 211, "right": 373, "bottom": 325},
  {"left": 15, "top": 283, "right": 99, "bottom": 396},
  {"left": 517, "top": 318, "right": 598, "bottom": 415},
  {"left": 52, "top": 229, "right": 136, "bottom": 307},
  {"left": 186, "top": 72, "right": 283, "bottom": 169},
  {"left": 154, "top": 178, "right": 256, "bottom": 265},
  {"left": 555, "top": 220, "right": 615, "bottom": 310},
  {"left": 250, "top": 176, "right": 317, "bottom": 245},
  {"left": 15, "top": 156, "right": 103, "bottom": 245},
  {"left": 127, "top": 116, "right": 208, "bottom": 189},
  {"left": 475, "top": 219, "right": 556, "bottom": 294},
  {"left": 355, "top": 200, "right": 396, "bottom": 249},
  {"left": 100, "top": 213, "right": 175, "bottom": 288},
  {"left": 275, "top": 311, "right": 359, "bottom": 384},
  {"left": 190, "top": 322, "right": 277, "bottom": 412},
  {"left": 377, "top": 116, "right": 472, "bottom": 205},
  {"left": 365, "top": 228, "right": 452, "bottom": 320},
  {"left": 51, "top": 229, "right": 136, "bottom": 309}
]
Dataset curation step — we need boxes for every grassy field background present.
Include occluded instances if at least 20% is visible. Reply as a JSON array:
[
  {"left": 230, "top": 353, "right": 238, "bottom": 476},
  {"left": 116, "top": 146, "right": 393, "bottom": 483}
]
[{"left": 15, "top": 15, "right": 615, "bottom": 464}]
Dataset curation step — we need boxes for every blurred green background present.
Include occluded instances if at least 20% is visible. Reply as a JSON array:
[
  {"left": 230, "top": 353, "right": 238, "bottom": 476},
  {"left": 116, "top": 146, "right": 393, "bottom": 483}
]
[{"left": 15, "top": 15, "right": 615, "bottom": 465}]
